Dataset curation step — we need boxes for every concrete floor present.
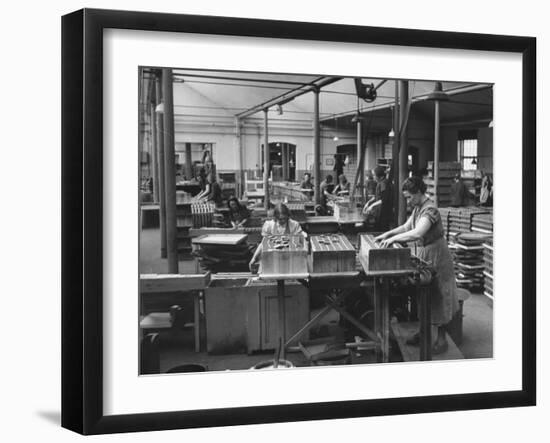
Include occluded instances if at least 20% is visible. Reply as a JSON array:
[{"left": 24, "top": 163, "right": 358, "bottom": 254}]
[{"left": 140, "top": 227, "right": 493, "bottom": 373}]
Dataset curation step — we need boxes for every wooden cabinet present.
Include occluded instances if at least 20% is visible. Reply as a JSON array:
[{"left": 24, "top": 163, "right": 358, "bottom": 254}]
[
  {"left": 204, "top": 277, "right": 258, "bottom": 355},
  {"left": 246, "top": 280, "right": 309, "bottom": 353},
  {"left": 204, "top": 277, "right": 309, "bottom": 355}
]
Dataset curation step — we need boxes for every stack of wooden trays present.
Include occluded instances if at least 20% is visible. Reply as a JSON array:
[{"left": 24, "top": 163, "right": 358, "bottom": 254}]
[
  {"left": 192, "top": 234, "right": 252, "bottom": 273},
  {"left": 175, "top": 201, "right": 193, "bottom": 255},
  {"left": 425, "top": 161, "right": 461, "bottom": 206},
  {"left": 482, "top": 239, "right": 494, "bottom": 300},
  {"left": 471, "top": 211, "right": 493, "bottom": 234},
  {"left": 451, "top": 232, "right": 491, "bottom": 291},
  {"left": 446, "top": 207, "right": 490, "bottom": 237},
  {"left": 438, "top": 207, "right": 452, "bottom": 240},
  {"left": 191, "top": 203, "right": 215, "bottom": 227},
  {"left": 309, "top": 234, "right": 356, "bottom": 274},
  {"left": 448, "top": 209, "right": 471, "bottom": 236}
]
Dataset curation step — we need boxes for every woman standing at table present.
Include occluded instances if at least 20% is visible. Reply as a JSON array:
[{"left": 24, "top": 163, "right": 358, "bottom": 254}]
[
  {"left": 375, "top": 176, "right": 459, "bottom": 354},
  {"left": 248, "top": 203, "right": 306, "bottom": 272}
]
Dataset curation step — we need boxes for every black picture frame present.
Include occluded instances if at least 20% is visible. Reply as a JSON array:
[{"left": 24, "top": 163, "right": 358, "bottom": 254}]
[{"left": 61, "top": 8, "right": 536, "bottom": 435}]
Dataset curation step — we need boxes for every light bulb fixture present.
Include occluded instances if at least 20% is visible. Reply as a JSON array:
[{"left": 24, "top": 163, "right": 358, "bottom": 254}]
[
  {"left": 333, "top": 114, "right": 339, "bottom": 142},
  {"left": 155, "top": 102, "right": 165, "bottom": 113},
  {"left": 388, "top": 106, "right": 395, "bottom": 139},
  {"left": 426, "top": 81, "right": 450, "bottom": 101},
  {"left": 351, "top": 113, "right": 364, "bottom": 124},
  {"left": 276, "top": 104, "right": 283, "bottom": 115},
  {"left": 488, "top": 120, "right": 494, "bottom": 128}
]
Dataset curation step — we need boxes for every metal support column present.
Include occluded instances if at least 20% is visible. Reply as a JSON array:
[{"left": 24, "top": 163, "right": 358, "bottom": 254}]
[
  {"left": 434, "top": 100, "right": 441, "bottom": 207},
  {"left": 427, "top": 82, "right": 449, "bottom": 208},
  {"left": 398, "top": 81, "right": 409, "bottom": 225},
  {"left": 162, "top": 68, "right": 178, "bottom": 274},
  {"left": 235, "top": 117, "right": 245, "bottom": 198},
  {"left": 263, "top": 109, "right": 270, "bottom": 209},
  {"left": 392, "top": 82, "right": 400, "bottom": 227},
  {"left": 155, "top": 72, "right": 167, "bottom": 258},
  {"left": 150, "top": 99, "right": 159, "bottom": 203},
  {"left": 184, "top": 143, "right": 193, "bottom": 181},
  {"left": 277, "top": 280, "right": 286, "bottom": 360},
  {"left": 281, "top": 144, "right": 288, "bottom": 181},
  {"left": 356, "top": 117, "right": 364, "bottom": 201},
  {"left": 313, "top": 87, "right": 321, "bottom": 206}
]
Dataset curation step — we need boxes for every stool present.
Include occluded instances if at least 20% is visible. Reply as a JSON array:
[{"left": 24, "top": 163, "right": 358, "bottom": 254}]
[
  {"left": 140, "top": 333, "right": 160, "bottom": 374},
  {"left": 446, "top": 288, "right": 471, "bottom": 346},
  {"left": 139, "top": 305, "right": 186, "bottom": 337}
]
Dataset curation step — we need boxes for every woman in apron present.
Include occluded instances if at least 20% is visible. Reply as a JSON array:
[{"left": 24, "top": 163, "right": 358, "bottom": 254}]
[
  {"left": 375, "top": 176, "right": 459, "bottom": 354},
  {"left": 248, "top": 203, "right": 306, "bottom": 273}
]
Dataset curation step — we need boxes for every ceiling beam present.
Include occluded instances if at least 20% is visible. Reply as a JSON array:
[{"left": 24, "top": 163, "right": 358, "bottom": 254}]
[{"left": 237, "top": 77, "right": 343, "bottom": 119}]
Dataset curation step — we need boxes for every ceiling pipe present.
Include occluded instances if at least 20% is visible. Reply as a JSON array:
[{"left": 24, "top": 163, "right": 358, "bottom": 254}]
[
  {"left": 145, "top": 69, "right": 317, "bottom": 86},
  {"left": 320, "top": 83, "right": 493, "bottom": 124},
  {"left": 238, "top": 77, "right": 343, "bottom": 119}
]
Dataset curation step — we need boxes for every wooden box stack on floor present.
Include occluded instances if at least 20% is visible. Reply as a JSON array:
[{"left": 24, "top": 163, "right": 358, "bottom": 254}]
[
  {"left": 260, "top": 235, "right": 308, "bottom": 275},
  {"left": 451, "top": 232, "right": 491, "bottom": 291},
  {"left": 309, "top": 234, "right": 356, "bottom": 274},
  {"left": 425, "top": 161, "right": 461, "bottom": 207},
  {"left": 176, "top": 192, "right": 194, "bottom": 256},
  {"left": 483, "top": 239, "right": 494, "bottom": 300},
  {"left": 439, "top": 207, "right": 452, "bottom": 240},
  {"left": 471, "top": 210, "right": 493, "bottom": 234}
]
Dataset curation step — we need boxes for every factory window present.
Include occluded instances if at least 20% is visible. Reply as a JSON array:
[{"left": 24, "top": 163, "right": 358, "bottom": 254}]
[{"left": 457, "top": 130, "right": 478, "bottom": 171}]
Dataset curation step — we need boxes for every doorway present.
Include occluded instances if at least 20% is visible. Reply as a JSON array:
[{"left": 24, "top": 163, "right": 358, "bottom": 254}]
[{"left": 263, "top": 142, "right": 296, "bottom": 181}]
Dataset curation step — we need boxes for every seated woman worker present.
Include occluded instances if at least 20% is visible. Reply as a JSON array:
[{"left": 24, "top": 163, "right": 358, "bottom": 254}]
[
  {"left": 248, "top": 203, "right": 306, "bottom": 273},
  {"left": 226, "top": 197, "right": 251, "bottom": 228},
  {"left": 332, "top": 174, "right": 350, "bottom": 197},
  {"left": 375, "top": 176, "right": 459, "bottom": 355}
]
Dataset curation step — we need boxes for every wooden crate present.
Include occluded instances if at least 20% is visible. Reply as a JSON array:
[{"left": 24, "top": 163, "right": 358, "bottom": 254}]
[
  {"left": 358, "top": 234, "right": 413, "bottom": 275},
  {"left": 309, "top": 234, "right": 356, "bottom": 274},
  {"left": 260, "top": 235, "right": 308, "bottom": 276}
]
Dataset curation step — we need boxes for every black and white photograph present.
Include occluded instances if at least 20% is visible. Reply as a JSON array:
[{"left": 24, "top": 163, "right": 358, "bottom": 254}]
[{"left": 138, "top": 67, "right": 495, "bottom": 374}]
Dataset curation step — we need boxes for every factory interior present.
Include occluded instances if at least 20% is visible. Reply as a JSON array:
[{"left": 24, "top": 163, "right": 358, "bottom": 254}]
[{"left": 138, "top": 68, "right": 494, "bottom": 374}]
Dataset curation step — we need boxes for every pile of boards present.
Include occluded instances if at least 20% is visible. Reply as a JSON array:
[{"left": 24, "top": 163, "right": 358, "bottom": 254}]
[
  {"left": 471, "top": 211, "right": 493, "bottom": 234},
  {"left": 439, "top": 206, "right": 492, "bottom": 240},
  {"left": 425, "top": 161, "right": 461, "bottom": 207},
  {"left": 483, "top": 239, "right": 494, "bottom": 300},
  {"left": 450, "top": 232, "right": 491, "bottom": 291},
  {"left": 192, "top": 234, "right": 253, "bottom": 273},
  {"left": 191, "top": 203, "right": 215, "bottom": 227}
]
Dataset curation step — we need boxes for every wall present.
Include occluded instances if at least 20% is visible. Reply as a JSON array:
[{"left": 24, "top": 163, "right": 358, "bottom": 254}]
[
  {"left": 8, "top": 4, "right": 546, "bottom": 443},
  {"left": 441, "top": 126, "right": 494, "bottom": 173}
]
